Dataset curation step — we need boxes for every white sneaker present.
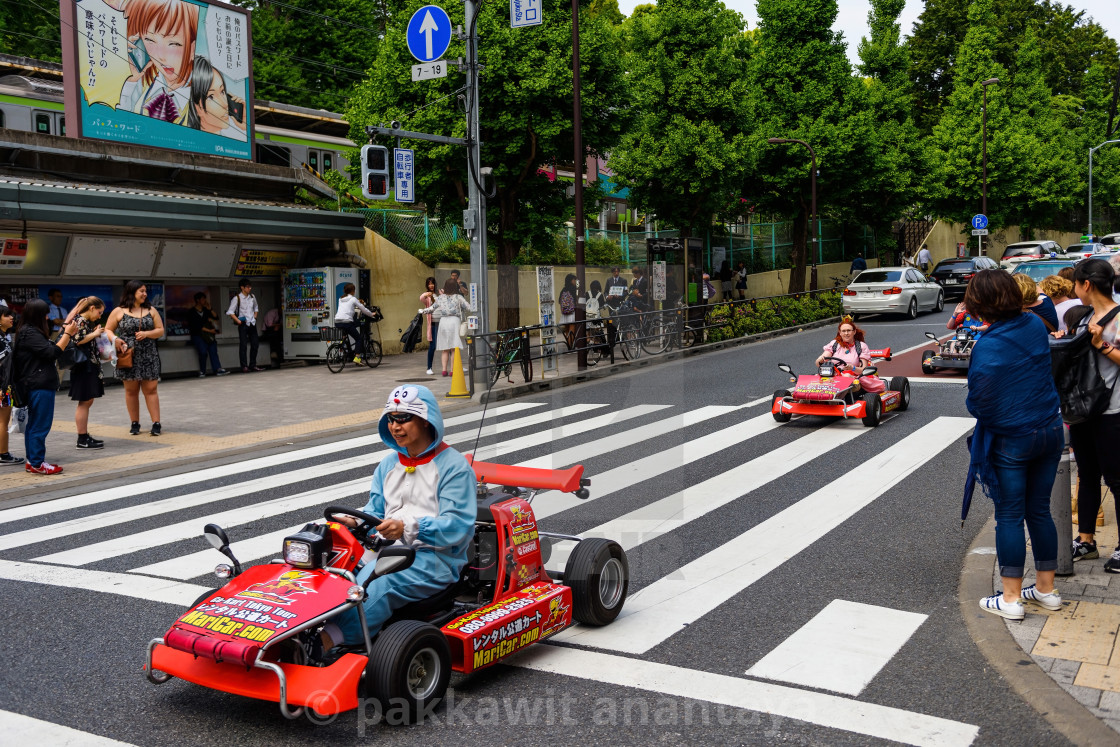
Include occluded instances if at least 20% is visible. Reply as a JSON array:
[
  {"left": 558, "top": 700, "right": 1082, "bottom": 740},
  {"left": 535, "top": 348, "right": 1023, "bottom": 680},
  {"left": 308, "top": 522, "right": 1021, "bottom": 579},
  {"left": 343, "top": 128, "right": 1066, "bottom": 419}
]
[
  {"left": 426, "top": 369, "right": 434, "bottom": 375},
  {"left": 1021, "top": 584, "right": 1063, "bottom": 611},
  {"left": 979, "top": 593, "right": 1025, "bottom": 620}
]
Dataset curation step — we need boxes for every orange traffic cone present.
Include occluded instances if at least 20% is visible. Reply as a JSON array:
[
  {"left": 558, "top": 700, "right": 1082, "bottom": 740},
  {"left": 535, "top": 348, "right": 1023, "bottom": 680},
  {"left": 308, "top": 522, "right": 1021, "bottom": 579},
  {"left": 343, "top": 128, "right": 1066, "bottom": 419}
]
[{"left": 446, "top": 347, "right": 470, "bottom": 398}]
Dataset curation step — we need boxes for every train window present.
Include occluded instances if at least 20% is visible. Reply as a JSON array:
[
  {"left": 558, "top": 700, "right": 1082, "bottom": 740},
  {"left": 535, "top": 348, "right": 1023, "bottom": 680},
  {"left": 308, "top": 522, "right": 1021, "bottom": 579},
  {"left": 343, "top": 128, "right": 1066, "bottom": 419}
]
[
  {"left": 323, "top": 152, "right": 333, "bottom": 171},
  {"left": 58, "top": 116, "right": 65, "bottom": 136},
  {"left": 0, "top": 110, "right": 5, "bottom": 128},
  {"left": 34, "top": 113, "right": 50, "bottom": 134},
  {"left": 308, "top": 150, "right": 318, "bottom": 171},
  {"left": 257, "top": 143, "right": 291, "bottom": 167}
]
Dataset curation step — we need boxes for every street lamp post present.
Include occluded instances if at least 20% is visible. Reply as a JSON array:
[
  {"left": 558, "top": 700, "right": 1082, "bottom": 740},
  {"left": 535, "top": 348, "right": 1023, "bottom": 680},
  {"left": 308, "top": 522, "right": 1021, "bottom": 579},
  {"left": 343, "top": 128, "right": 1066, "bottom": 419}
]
[
  {"left": 571, "top": 0, "right": 586, "bottom": 369},
  {"left": 980, "top": 77, "right": 998, "bottom": 256},
  {"left": 768, "top": 137, "right": 817, "bottom": 290},
  {"left": 1089, "top": 139, "right": 1120, "bottom": 238}
]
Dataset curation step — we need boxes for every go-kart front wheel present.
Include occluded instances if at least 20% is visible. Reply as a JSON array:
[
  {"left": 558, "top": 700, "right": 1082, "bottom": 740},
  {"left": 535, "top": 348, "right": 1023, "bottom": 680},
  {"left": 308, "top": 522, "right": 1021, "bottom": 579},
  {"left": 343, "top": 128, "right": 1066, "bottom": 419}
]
[
  {"left": 862, "top": 392, "right": 882, "bottom": 427},
  {"left": 888, "top": 377, "right": 910, "bottom": 411},
  {"left": 921, "top": 350, "right": 936, "bottom": 375},
  {"left": 565, "top": 538, "right": 629, "bottom": 626},
  {"left": 772, "top": 389, "right": 791, "bottom": 423},
  {"left": 365, "top": 620, "right": 451, "bottom": 724}
]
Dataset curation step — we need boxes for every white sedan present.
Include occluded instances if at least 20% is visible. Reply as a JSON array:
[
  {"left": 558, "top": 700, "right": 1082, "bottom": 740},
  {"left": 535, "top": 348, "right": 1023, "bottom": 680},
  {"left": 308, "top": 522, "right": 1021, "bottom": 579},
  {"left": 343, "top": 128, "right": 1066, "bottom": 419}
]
[{"left": 841, "top": 267, "right": 945, "bottom": 319}]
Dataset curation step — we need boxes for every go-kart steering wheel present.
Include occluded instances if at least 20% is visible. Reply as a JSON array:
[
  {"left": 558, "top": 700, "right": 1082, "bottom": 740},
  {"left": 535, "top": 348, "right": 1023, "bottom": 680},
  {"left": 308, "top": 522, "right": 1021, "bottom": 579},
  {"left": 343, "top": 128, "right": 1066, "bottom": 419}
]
[
  {"left": 323, "top": 506, "right": 384, "bottom": 548},
  {"left": 821, "top": 356, "right": 848, "bottom": 367}
]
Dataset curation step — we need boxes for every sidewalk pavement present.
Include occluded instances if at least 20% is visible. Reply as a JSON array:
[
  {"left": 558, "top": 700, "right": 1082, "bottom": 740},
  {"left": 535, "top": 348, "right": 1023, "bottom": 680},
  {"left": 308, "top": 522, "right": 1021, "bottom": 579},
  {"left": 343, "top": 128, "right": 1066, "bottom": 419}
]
[{"left": 967, "top": 463, "right": 1120, "bottom": 746}]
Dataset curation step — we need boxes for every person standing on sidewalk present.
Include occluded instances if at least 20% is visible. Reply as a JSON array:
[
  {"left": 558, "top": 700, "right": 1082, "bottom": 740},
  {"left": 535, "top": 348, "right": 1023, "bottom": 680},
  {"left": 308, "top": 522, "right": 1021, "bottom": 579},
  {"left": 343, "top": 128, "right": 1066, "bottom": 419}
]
[
  {"left": 68, "top": 297, "right": 108, "bottom": 449},
  {"left": 420, "top": 276, "right": 438, "bottom": 375},
  {"left": 419, "top": 279, "right": 470, "bottom": 376},
  {"left": 227, "top": 278, "right": 263, "bottom": 372},
  {"left": 46, "top": 288, "right": 69, "bottom": 336},
  {"left": 1062, "top": 260, "right": 1120, "bottom": 569},
  {"left": 0, "top": 303, "right": 21, "bottom": 465},
  {"left": 13, "top": 299, "right": 79, "bottom": 474},
  {"left": 963, "top": 270, "right": 1064, "bottom": 620},
  {"left": 106, "top": 280, "right": 164, "bottom": 436},
  {"left": 260, "top": 306, "right": 283, "bottom": 368},
  {"left": 917, "top": 244, "right": 932, "bottom": 274},
  {"left": 187, "top": 292, "right": 227, "bottom": 377}
]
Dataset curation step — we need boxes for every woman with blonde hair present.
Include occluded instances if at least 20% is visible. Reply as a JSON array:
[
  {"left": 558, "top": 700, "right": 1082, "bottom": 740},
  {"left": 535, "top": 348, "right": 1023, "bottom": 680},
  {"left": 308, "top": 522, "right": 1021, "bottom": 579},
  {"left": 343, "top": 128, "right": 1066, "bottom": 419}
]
[
  {"left": 1038, "top": 274, "right": 1080, "bottom": 332},
  {"left": 1012, "top": 272, "right": 1058, "bottom": 331},
  {"left": 68, "top": 297, "right": 109, "bottom": 449}
]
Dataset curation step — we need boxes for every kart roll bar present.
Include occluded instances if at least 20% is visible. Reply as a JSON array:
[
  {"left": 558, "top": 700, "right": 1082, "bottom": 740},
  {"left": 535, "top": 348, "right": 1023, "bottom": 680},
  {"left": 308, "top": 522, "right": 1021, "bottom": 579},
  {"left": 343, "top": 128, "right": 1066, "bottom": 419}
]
[{"left": 465, "top": 457, "right": 589, "bottom": 494}]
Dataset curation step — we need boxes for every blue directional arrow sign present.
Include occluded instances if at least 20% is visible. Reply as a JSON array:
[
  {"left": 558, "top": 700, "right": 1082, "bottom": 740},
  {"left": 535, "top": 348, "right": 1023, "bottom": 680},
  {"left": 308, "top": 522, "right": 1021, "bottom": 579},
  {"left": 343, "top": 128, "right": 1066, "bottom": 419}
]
[
  {"left": 406, "top": 5, "right": 452, "bottom": 63},
  {"left": 971, "top": 214, "right": 989, "bottom": 230}
]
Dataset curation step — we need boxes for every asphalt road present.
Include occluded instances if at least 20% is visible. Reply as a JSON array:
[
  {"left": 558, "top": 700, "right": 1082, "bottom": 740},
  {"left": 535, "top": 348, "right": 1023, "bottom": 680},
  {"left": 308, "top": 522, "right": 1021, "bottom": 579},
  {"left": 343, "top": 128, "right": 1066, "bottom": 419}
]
[{"left": 0, "top": 311, "right": 1069, "bottom": 746}]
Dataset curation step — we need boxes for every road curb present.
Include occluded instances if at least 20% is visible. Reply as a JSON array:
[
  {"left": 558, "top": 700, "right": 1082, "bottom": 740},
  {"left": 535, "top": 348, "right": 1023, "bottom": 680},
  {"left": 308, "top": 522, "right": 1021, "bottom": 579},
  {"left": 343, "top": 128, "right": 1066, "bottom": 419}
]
[
  {"left": 480, "top": 315, "right": 842, "bottom": 403},
  {"left": 960, "top": 518, "right": 1118, "bottom": 747}
]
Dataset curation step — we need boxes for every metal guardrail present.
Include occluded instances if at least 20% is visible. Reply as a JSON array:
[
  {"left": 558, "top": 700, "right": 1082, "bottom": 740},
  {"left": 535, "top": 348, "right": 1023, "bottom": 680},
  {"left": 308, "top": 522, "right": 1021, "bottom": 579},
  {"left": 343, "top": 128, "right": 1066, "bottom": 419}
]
[{"left": 463, "top": 288, "right": 842, "bottom": 396}]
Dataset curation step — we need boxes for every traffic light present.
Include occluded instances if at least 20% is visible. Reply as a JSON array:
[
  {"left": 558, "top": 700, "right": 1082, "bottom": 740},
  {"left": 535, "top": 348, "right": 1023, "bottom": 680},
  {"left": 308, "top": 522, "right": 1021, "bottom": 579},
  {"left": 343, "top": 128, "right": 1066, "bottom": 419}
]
[{"left": 361, "top": 144, "right": 390, "bottom": 200}]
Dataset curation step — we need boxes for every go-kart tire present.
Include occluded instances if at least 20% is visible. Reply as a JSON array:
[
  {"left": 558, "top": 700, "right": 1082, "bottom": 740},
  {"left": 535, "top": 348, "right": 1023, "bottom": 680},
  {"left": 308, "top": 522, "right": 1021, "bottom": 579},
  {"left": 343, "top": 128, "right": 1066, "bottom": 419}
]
[
  {"left": 772, "top": 389, "right": 792, "bottom": 423},
  {"left": 564, "top": 538, "right": 629, "bottom": 626},
  {"left": 934, "top": 291, "right": 944, "bottom": 313},
  {"left": 888, "top": 377, "right": 910, "bottom": 411},
  {"left": 861, "top": 392, "right": 882, "bottom": 427},
  {"left": 921, "top": 350, "right": 936, "bottom": 375},
  {"left": 905, "top": 298, "right": 918, "bottom": 320},
  {"left": 365, "top": 620, "right": 451, "bottom": 724}
]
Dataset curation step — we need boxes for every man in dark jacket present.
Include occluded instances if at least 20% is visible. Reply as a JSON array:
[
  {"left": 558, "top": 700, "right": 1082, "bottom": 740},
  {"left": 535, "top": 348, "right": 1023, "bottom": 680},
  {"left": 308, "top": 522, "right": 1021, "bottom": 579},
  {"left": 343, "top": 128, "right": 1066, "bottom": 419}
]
[{"left": 849, "top": 253, "right": 867, "bottom": 274}]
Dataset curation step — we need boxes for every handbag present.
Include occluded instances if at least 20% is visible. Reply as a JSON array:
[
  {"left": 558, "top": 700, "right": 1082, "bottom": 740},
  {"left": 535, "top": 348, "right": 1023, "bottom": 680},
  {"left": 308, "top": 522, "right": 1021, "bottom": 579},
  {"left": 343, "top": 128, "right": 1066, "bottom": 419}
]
[
  {"left": 459, "top": 320, "right": 469, "bottom": 338},
  {"left": 56, "top": 342, "right": 78, "bottom": 371},
  {"left": 116, "top": 344, "right": 134, "bottom": 369}
]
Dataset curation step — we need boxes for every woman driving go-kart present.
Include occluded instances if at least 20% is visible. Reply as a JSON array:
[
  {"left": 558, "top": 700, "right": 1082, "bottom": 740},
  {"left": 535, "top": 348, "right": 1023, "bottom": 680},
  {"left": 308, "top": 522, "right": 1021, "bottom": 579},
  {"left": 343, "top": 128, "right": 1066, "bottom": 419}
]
[{"left": 815, "top": 317, "right": 885, "bottom": 393}]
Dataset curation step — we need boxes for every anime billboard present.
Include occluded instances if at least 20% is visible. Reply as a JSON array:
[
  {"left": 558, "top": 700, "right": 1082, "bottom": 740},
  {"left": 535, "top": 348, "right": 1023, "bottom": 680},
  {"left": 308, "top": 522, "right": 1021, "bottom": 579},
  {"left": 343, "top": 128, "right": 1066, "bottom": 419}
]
[{"left": 62, "top": 0, "right": 253, "bottom": 160}]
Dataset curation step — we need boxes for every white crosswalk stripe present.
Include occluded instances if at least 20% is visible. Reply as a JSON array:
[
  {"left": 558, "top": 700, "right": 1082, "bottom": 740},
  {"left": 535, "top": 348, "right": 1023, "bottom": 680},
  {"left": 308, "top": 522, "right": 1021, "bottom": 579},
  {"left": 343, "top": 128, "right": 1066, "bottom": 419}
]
[{"left": 0, "top": 400, "right": 980, "bottom": 744}]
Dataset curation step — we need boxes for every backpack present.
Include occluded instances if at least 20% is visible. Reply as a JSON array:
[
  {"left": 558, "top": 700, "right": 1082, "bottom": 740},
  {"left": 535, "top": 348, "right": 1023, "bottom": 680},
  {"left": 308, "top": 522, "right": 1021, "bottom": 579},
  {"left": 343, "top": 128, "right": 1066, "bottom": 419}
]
[
  {"left": 585, "top": 293, "right": 600, "bottom": 318},
  {"left": 559, "top": 289, "right": 575, "bottom": 315},
  {"left": 1049, "top": 305, "right": 1120, "bottom": 425}
]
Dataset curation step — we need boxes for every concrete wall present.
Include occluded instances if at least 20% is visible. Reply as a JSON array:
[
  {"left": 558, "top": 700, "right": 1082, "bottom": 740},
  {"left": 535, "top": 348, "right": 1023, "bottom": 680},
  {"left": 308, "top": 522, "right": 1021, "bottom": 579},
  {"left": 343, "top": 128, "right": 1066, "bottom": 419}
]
[
  {"left": 920, "top": 220, "right": 1083, "bottom": 265},
  {"left": 347, "top": 229, "right": 437, "bottom": 356}
]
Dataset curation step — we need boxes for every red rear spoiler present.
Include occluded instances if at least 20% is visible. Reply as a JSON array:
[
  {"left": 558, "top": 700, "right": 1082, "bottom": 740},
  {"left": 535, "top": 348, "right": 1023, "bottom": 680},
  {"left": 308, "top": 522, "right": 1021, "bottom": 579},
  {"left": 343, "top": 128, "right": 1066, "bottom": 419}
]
[
  {"left": 869, "top": 348, "right": 892, "bottom": 361},
  {"left": 466, "top": 457, "right": 585, "bottom": 493}
]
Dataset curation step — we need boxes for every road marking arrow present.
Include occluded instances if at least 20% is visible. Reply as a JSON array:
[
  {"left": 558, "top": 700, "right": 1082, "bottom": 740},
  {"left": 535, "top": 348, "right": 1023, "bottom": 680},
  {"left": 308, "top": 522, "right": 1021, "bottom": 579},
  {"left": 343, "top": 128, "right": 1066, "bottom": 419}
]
[{"left": 419, "top": 10, "right": 438, "bottom": 60}]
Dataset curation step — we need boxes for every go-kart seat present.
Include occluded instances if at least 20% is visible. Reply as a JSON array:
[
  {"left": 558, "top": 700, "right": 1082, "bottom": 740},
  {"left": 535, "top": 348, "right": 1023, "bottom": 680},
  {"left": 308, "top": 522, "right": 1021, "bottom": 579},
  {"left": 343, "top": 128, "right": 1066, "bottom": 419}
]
[{"left": 384, "top": 583, "right": 459, "bottom": 626}]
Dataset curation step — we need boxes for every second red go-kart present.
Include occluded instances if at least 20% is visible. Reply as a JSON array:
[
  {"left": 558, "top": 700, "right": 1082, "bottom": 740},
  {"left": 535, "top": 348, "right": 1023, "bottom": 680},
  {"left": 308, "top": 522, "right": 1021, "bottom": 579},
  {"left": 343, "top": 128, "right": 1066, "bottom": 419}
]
[
  {"left": 144, "top": 460, "right": 627, "bottom": 723},
  {"left": 770, "top": 348, "right": 910, "bottom": 427}
]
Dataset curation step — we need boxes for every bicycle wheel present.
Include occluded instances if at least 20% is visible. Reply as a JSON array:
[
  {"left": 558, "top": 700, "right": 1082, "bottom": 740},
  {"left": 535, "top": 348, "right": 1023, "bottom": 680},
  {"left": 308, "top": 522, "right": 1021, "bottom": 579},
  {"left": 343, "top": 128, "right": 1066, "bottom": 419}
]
[
  {"left": 364, "top": 338, "right": 383, "bottom": 368},
  {"left": 619, "top": 325, "right": 641, "bottom": 361},
  {"left": 325, "top": 343, "right": 346, "bottom": 373},
  {"left": 640, "top": 317, "right": 670, "bottom": 355}
]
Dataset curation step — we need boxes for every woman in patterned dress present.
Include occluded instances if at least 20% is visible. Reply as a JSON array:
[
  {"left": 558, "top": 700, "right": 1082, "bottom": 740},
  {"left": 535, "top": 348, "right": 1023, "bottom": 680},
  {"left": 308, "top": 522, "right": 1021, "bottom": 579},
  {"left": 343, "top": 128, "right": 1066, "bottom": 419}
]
[{"left": 105, "top": 280, "right": 164, "bottom": 436}]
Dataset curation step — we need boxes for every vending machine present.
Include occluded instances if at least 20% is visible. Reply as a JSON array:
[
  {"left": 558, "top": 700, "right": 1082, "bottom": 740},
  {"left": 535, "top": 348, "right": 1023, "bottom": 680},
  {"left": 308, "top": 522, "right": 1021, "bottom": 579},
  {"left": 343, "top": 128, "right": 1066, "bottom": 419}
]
[{"left": 282, "top": 267, "right": 371, "bottom": 359}]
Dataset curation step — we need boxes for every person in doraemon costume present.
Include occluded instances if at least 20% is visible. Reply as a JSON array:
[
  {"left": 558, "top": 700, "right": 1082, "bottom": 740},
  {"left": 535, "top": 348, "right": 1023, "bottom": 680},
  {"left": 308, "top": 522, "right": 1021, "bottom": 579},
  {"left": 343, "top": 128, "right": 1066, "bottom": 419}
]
[{"left": 322, "top": 384, "right": 475, "bottom": 648}]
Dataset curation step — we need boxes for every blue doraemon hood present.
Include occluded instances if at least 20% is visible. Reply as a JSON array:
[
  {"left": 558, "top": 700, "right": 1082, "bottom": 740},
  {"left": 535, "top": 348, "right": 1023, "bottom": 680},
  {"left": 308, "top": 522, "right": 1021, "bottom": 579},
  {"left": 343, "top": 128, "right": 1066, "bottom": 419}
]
[{"left": 379, "top": 384, "right": 445, "bottom": 456}]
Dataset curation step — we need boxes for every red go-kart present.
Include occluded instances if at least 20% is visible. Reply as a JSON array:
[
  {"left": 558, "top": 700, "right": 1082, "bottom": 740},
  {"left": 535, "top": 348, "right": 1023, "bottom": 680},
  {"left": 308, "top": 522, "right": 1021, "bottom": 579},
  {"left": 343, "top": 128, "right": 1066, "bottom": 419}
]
[
  {"left": 145, "top": 460, "right": 628, "bottom": 722},
  {"left": 770, "top": 349, "right": 910, "bottom": 427}
]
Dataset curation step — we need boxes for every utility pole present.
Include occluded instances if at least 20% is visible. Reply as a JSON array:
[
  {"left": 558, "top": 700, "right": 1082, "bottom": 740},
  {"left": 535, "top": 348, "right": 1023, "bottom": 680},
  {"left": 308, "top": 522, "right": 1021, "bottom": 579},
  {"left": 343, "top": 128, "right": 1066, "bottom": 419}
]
[
  {"left": 980, "top": 77, "right": 998, "bottom": 257},
  {"left": 464, "top": 0, "right": 489, "bottom": 379},
  {"left": 571, "top": 0, "right": 586, "bottom": 369}
]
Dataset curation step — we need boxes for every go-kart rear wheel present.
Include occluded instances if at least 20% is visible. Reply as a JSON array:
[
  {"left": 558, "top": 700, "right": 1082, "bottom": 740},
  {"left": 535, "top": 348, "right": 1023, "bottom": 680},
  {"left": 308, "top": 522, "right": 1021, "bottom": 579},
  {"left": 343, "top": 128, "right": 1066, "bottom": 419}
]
[
  {"left": 365, "top": 620, "right": 450, "bottom": 724},
  {"left": 564, "top": 538, "right": 629, "bottom": 626},
  {"left": 772, "top": 389, "right": 791, "bottom": 423},
  {"left": 921, "top": 350, "right": 936, "bottom": 375},
  {"left": 861, "top": 392, "right": 882, "bottom": 427},
  {"left": 888, "top": 377, "right": 910, "bottom": 411}
]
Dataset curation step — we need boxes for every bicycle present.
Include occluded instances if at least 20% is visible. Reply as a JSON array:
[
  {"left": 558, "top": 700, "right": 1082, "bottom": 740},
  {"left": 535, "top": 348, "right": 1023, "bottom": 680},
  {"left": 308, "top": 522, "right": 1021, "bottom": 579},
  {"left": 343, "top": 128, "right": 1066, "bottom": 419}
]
[
  {"left": 322, "top": 308, "right": 383, "bottom": 373},
  {"left": 487, "top": 327, "right": 532, "bottom": 385}
]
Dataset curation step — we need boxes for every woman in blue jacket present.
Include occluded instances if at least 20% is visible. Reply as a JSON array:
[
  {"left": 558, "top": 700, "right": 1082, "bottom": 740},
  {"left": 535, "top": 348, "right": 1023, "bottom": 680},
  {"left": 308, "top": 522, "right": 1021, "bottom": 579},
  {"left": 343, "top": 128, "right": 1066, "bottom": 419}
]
[{"left": 963, "top": 271, "right": 1064, "bottom": 620}]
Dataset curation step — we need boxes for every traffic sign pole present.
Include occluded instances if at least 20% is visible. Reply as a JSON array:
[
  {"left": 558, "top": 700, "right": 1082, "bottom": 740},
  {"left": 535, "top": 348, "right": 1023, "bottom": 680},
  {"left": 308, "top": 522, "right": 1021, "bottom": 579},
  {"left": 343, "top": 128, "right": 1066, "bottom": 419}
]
[{"left": 465, "top": 0, "right": 489, "bottom": 383}]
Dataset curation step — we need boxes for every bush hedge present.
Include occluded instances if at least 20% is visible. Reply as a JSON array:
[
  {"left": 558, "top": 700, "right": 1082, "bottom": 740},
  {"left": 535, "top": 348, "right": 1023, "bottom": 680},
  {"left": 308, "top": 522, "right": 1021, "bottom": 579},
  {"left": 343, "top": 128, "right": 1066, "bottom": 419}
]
[{"left": 704, "top": 291, "right": 842, "bottom": 343}]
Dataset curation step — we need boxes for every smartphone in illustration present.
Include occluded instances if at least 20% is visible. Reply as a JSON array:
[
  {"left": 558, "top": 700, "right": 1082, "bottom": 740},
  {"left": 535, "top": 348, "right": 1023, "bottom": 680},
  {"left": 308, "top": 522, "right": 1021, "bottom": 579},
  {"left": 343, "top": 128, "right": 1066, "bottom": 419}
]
[
  {"left": 226, "top": 94, "right": 244, "bottom": 123},
  {"left": 128, "top": 38, "right": 150, "bottom": 72}
]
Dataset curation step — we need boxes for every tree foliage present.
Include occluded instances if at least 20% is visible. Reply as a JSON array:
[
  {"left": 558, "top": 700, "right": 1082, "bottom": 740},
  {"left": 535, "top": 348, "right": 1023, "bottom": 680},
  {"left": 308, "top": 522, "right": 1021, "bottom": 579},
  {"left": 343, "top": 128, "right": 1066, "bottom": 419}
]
[
  {"left": 0, "top": 2, "right": 63, "bottom": 62},
  {"left": 610, "top": 0, "right": 752, "bottom": 239},
  {"left": 345, "top": 0, "right": 628, "bottom": 327}
]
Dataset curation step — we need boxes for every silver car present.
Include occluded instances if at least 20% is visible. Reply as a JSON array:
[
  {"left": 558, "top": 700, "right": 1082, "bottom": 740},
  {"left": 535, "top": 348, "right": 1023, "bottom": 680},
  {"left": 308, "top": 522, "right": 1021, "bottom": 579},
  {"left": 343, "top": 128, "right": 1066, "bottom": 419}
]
[{"left": 841, "top": 267, "right": 945, "bottom": 319}]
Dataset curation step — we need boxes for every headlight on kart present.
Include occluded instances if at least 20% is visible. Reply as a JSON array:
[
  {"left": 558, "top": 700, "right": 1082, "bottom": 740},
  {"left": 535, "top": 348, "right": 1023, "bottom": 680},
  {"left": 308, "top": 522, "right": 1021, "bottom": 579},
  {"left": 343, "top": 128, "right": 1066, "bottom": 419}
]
[
  {"left": 215, "top": 563, "right": 232, "bottom": 579},
  {"left": 346, "top": 584, "right": 364, "bottom": 602},
  {"left": 283, "top": 523, "right": 331, "bottom": 569}
]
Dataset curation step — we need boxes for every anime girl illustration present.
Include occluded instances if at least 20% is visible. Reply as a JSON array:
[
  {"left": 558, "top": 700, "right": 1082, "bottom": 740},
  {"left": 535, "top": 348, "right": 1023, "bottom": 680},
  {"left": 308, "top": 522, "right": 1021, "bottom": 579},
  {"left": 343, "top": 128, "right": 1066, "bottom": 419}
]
[
  {"left": 115, "top": 0, "right": 199, "bottom": 124},
  {"left": 186, "top": 56, "right": 247, "bottom": 141}
]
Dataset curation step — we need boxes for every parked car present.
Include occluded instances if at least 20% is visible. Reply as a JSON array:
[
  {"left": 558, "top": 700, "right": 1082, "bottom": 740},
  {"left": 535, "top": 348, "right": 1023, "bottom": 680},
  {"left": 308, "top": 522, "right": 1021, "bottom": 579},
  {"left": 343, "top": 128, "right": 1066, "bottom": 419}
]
[
  {"left": 928, "top": 256, "right": 1000, "bottom": 297},
  {"left": 1064, "top": 243, "right": 1107, "bottom": 260},
  {"left": 999, "top": 240, "right": 1062, "bottom": 270},
  {"left": 1100, "top": 233, "right": 1120, "bottom": 247},
  {"left": 1010, "top": 258, "right": 1077, "bottom": 282},
  {"left": 842, "top": 267, "right": 944, "bottom": 319}
]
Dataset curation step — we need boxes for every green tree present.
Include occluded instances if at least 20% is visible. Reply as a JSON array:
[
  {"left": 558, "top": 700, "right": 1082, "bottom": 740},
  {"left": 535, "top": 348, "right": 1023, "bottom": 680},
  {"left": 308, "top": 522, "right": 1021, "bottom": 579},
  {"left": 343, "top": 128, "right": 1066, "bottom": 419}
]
[
  {"left": 609, "top": 0, "right": 752, "bottom": 239},
  {"left": 1079, "top": 62, "right": 1120, "bottom": 234},
  {"left": 744, "top": 0, "right": 877, "bottom": 292},
  {"left": 234, "top": 0, "right": 385, "bottom": 110},
  {"left": 922, "top": 0, "right": 1078, "bottom": 235},
  {"left": 346, "top": 0, "right": 628, "bottom": 328},
  {"left": 0, "top": 2, "right": 63, "bottom": 62}
]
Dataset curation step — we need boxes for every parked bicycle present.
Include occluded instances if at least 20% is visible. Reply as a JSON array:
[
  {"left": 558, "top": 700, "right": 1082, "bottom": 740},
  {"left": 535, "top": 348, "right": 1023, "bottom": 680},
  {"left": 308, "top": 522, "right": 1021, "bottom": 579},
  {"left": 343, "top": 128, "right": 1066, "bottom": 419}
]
[
  {"left": 322, "top": 310, "right": 383, "bottom": 373},
  {"left": 487, "top": 326, "right": 532, "bottom": 385}
]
